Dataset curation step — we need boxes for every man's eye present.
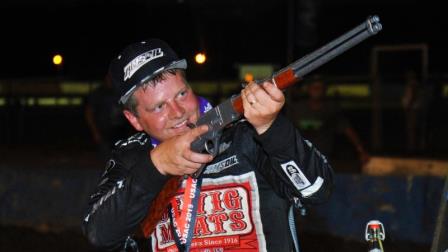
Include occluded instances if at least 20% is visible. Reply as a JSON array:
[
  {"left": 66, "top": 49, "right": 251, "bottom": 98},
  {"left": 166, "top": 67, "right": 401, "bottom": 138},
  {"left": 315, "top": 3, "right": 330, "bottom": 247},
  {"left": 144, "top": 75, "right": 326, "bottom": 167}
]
[
  {"left": 179, "top": 90, "right": 187, "bottom": 97},
  {"left": 154, "top": 104, "right": 165, "bottom": 112}
]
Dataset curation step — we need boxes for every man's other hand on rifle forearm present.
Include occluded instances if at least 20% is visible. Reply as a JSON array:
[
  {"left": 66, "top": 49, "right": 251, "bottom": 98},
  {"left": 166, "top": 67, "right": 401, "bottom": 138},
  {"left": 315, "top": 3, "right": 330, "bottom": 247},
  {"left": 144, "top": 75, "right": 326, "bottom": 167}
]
[{"left": 241, "top": 81, "right": 285, "bottom": 135}]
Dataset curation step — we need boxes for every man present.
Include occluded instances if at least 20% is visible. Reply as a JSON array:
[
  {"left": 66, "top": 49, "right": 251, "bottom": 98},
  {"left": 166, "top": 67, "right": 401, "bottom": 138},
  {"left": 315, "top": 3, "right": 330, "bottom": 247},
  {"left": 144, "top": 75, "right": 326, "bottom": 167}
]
[
  {"left": 401, "top": 70, "right": 431, "bottom": 153},
  {"left": 287, "top": 76, "right": 370, "bottom": 168},
  {"left": 83, "top": 38, "right": 334, "bottom": 252}
]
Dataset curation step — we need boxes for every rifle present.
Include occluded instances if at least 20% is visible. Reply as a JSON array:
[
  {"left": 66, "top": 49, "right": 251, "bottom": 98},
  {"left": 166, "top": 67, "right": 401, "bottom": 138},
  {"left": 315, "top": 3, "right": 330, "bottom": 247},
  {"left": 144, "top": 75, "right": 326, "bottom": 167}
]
[{"left": 139, "top": 15, "right": 382, "bottom": 238}]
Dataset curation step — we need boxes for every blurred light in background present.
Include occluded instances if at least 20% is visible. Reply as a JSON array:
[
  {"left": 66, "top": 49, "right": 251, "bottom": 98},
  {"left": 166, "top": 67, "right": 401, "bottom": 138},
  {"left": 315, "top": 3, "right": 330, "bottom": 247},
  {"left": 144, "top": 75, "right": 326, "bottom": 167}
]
[
  {"left": 52, "top": 54, "right": 63, "bottom": 66},
  {"left": 195, "top": 52, "right": 206, "bottom": 64},
  {"left": 238, "top": 64, "right": 274, "bottom": 81},
  {"left": 244, "top": 73, "right": 254, "bottom": 82}
]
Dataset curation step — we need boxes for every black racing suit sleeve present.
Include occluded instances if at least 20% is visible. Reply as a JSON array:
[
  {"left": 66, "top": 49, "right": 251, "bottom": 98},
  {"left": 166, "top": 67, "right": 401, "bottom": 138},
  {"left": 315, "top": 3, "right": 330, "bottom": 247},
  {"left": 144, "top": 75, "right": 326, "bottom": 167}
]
[
  {"left": 82, "top": 143, "right": 170, "bottom": 251},
  {"left": 255, "top": 113, "right": 334, "bottom": 205}
]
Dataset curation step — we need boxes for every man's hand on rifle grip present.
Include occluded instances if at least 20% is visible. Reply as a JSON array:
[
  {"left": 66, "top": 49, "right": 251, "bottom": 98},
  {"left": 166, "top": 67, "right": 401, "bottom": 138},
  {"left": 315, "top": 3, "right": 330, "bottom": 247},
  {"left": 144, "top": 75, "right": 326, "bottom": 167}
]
[{"left": 150, "top": 124, "right": 214, "bottom": 176}]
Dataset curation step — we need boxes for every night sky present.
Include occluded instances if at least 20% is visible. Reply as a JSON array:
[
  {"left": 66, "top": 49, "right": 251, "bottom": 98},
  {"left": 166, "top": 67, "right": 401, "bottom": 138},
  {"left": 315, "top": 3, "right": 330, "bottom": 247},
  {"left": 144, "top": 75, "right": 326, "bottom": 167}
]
[{"left": 0, "top": 0, "right": 445, "bottom": 81}]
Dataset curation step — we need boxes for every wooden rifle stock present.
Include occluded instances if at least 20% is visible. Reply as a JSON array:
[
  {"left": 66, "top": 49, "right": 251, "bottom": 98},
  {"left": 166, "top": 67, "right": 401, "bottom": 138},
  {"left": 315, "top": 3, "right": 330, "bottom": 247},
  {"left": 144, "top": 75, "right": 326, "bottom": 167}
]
[
  {"left": 232, "top": 69, "right": 298, "bottom": 113},
  {"left": 139, "top": 15, "right": 382, "bottom": 238}
]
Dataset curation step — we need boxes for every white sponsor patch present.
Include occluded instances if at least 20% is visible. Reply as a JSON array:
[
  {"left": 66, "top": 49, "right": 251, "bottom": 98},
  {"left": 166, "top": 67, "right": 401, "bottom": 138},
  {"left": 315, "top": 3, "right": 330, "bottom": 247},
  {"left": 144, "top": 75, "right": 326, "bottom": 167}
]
[
  {"left": 281, "top": 161, "right": 311, "bottom": 190},
  {"left": 123, "top": 48, "right": 164, "bottom": 81},
  {"left": 204, "top": 155, "right": 238, "bottom": 174}
]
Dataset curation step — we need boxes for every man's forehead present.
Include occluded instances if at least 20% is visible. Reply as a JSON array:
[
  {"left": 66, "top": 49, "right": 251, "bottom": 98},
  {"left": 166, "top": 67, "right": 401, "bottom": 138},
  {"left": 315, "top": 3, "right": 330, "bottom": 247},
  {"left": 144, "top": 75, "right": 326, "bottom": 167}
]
[{"left": 137, "top": 77, "right": 187, "bottom": 103}]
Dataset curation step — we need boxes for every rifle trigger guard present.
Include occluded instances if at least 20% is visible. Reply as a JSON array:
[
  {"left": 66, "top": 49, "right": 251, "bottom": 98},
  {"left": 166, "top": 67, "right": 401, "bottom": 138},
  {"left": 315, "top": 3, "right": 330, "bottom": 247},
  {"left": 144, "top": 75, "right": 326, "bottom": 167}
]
[
  {"left": 204, "top": 133, "right": 221, "bottom": 157},
  {"left": 191, "top": 132, "right": 222, "bottom": 179}
]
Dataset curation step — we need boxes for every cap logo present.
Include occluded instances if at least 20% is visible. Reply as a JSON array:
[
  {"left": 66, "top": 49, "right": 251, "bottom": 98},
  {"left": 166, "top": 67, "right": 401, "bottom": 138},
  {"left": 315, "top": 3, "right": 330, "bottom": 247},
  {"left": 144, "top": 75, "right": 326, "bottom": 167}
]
[{"left": 123, "top": 48, "right": 164, "bottom": 81}]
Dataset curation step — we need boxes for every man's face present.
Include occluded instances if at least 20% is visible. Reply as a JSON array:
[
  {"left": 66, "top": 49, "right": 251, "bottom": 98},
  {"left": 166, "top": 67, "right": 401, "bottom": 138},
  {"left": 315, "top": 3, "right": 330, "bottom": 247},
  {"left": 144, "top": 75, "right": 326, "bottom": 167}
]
[{"left": 123, "top": 72, "right": 200, "bottom": 142}]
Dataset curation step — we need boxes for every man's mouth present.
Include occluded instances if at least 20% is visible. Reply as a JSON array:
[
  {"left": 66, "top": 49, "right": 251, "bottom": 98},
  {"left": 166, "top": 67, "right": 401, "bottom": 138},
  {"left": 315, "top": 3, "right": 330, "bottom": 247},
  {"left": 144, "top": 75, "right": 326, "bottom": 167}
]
[{"left": 172, "top": 120, "right": 188, "bottom": 129}]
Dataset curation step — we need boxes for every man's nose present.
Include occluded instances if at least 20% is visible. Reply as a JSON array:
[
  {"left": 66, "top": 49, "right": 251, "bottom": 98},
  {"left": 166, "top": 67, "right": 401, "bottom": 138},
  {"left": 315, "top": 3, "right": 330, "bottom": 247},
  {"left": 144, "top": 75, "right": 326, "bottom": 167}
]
[{"left": 168, "top": 101, "right": 185, "bottom": 118}]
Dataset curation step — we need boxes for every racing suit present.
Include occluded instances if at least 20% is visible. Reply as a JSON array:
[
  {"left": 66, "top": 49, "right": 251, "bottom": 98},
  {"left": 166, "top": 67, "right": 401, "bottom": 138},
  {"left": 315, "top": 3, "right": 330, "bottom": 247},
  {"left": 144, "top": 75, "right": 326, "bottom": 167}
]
[{"left": 83, "top": 113, "right": 334, "bottom": 251}]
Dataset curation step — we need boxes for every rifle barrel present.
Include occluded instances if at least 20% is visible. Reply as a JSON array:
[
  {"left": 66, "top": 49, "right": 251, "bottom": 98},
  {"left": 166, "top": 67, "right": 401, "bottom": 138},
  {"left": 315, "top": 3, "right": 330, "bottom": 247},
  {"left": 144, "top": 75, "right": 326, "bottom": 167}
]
[
  {"left": 292, "top": 15, "right": 382, "bottom": 78},
  {"left": 238, "top": 16, "right": 382, "bottom": 94}
]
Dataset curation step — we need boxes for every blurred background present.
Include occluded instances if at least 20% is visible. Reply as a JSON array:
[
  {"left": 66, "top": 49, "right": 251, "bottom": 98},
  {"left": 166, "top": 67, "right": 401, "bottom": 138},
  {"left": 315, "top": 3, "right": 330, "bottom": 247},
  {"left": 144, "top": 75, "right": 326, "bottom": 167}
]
[{"left": 0, "top": 0, "right": 447, "bottom": 251}]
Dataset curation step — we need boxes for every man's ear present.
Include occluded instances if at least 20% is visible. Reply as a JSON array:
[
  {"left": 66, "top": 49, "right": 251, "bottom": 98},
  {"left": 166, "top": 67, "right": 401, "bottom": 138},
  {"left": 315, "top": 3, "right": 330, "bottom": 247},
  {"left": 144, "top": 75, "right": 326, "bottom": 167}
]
[{"left": 123, "top": 110, "right": 143, "bottom": 131}]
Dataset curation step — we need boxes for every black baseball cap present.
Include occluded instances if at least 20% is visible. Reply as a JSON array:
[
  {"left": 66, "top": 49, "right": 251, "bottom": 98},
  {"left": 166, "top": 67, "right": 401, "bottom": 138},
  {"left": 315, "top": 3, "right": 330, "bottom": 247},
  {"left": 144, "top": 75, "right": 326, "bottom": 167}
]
[{"left": 109, "top": 38, "right": 187, "bottom": 105}]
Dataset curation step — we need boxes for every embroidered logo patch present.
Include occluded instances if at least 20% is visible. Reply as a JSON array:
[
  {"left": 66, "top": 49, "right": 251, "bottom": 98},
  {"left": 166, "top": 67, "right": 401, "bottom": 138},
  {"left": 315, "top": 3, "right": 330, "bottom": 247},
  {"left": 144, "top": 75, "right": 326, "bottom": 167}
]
[
  {"left": 152, "top": 172, "right": 267, "bottom": 252},
  {"left": 280, "top": 161, "right": 311, "bottom": 190},
  {"left": 123, "top": 48, "right": 164, "bottom": 81}
]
